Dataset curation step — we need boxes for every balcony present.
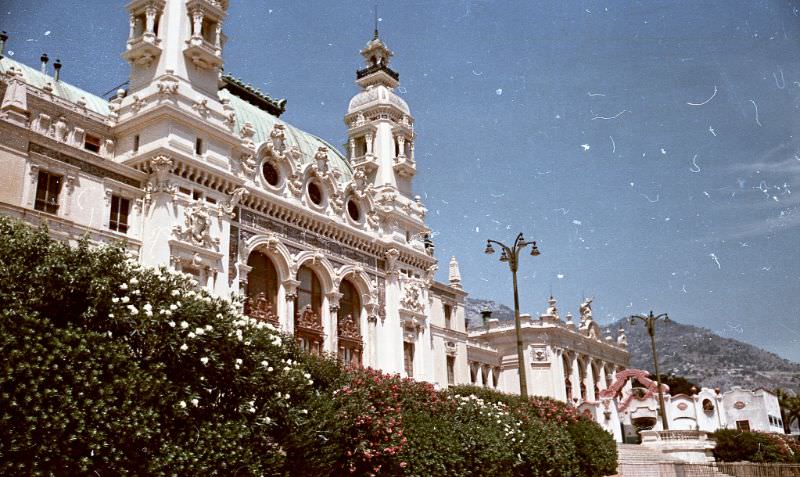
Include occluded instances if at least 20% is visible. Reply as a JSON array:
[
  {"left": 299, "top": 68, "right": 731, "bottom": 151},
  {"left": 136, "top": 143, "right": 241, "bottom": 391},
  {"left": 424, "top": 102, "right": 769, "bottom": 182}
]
[
  {"left": 184, "top": 37, "right": 222, "bottom": 70},
  {"left": 351, "top": 154, "right": 378, "bottom": 175},
  {"left": 122, "top": 34, "right": 162, "bottom": 68},
  {"left": 393, "top": 155, "right": 415, "bottom": 177}
]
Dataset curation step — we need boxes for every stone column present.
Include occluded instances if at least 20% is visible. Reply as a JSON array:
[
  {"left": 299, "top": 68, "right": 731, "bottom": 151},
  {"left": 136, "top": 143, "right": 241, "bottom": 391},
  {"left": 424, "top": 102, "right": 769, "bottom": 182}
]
[
  {"left": 570, "top": 354, "right": 581, "bottom": 402},
  {"left": 128, "top": 14, "right": 136, "bottom": 40},
  {"left": 367, "top": 313, "right": 377, "bottom": 367},
  {"left": 586, "top": 359, "right": 597, "bottom": 402},
  {"left": 365, "top": 133, "right": 374, "bottom": 156},
  {"left": 282, "top": 278, "right": 299, "bottom": 335},
  {"left": 145, "top": 4, "right": 157, "bottom": 36},
  {"left": 396, "top": 135, "right": 406, "bottom": 158},
  {"left": 214, "top": 22, "right": 222, "bottom": 53},
  {"left": 326, "top": 291, "right": 342, "bottom": 355},
  {"left": 191, "top": 9, "right": 203, "bottom": 39},
  {"left": 349, "top": 138, "right": 356, "bottom": 159}
]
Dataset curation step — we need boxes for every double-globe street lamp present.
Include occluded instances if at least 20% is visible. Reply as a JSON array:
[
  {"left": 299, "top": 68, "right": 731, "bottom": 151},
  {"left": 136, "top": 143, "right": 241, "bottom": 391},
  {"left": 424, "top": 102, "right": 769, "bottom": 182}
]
[
  {"left": 628, "top": 311, "right": 671, "bottom": 431},
  {"left": 484, "top": 233, "right": 540, "bottom": 399}
]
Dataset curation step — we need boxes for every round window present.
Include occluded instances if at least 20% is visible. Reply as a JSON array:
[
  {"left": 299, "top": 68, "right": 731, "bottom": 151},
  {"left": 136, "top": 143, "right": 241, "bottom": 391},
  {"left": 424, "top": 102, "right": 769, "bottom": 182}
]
[
  {"left": 347, "top": 199, "right": 360, "bottom": 221},
  {"left": 307, "top": 182, "right": 323, "bottom": 205},
  {"left": 262, "top": 162, "right": 280, "bottom": 186}
]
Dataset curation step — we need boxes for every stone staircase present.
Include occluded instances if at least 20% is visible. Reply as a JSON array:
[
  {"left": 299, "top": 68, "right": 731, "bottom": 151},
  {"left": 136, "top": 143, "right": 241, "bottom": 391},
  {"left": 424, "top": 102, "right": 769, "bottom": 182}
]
[{"left": 615, "top": 444, "right": 734, "bottom": 477}]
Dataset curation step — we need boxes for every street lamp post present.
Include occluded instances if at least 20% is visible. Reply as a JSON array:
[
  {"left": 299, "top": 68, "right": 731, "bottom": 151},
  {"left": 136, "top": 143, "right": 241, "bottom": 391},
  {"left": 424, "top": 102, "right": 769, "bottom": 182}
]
[
  {"left": 628, "top": 311, "right": 671, "bottom": 431},
  {"left": 484, "top": 233, "right": 540, "bottom": 399}
]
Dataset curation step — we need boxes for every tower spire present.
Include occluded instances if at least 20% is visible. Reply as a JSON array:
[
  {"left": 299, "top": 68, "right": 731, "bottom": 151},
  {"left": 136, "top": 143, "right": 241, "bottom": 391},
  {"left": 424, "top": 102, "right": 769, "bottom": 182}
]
[{"left": 373, "top": 4, "right": 379, "bottom": 40}]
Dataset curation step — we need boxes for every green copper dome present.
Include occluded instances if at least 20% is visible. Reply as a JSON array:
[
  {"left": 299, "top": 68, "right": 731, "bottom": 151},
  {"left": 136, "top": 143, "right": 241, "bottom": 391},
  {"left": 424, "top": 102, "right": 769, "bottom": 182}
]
[{"left": 219, "top": 89, "right": 352, "bottom": 185}]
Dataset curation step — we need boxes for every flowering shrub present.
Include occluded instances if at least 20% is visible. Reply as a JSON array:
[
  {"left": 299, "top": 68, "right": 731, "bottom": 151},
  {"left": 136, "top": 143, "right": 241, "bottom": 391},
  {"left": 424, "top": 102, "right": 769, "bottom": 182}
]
[
  {"left": 0, "top": 219, "right": 618, "bottom": 476},
  {"left": 711, "top": 429, "right": 799, "bottom": 463}
]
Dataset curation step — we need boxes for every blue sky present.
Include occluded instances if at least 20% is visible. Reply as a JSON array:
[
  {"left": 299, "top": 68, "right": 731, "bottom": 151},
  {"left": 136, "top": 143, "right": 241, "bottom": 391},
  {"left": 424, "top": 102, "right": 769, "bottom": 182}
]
[{"left": 3, "top": 1, "right": 800, "bottom": 360}]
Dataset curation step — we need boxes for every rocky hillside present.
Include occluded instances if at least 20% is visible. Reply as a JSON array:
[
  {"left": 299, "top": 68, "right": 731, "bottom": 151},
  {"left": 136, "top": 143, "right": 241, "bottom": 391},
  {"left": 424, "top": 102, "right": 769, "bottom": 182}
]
[{"left": 466, "top": 298, "right": 800, "bottom": 393}]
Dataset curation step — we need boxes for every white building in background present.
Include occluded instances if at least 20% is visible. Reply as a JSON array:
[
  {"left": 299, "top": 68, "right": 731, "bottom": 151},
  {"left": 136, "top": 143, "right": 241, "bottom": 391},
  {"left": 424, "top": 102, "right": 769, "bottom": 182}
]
[
  {"left": 722, "top": 387, "right": 785, "bottom": 433},
  {"left": 467, "top": 297, "right": 631, "bottom": 441},
  {"left": 0, "top": 0, "right": 634, "bottom": 435}
]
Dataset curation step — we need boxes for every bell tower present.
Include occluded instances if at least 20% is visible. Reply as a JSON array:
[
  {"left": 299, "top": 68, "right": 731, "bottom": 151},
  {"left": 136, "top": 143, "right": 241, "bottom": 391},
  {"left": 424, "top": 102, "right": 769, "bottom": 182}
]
[
  {"left": 123, "top": 0, "right": 227, "bottom": 96},
  {"left": 345, "top": 30, "right": 416, "bottom": 196}
]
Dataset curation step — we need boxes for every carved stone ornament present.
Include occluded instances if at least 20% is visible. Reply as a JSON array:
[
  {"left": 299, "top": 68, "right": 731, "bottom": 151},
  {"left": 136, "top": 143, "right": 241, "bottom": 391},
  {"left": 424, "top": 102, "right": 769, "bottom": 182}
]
[
  {"left": 313, "top": 146, "right": 329, "bottom": 174},
  {"left": 385, "top": 248, "right": 400, "bottom": 274},
  {"left": 531, "top": 346, "right": 550, "bottom": 363},
  {"left": 237, "top": 152, "right": 257, "bottom": 177},
  {"left": 579, "top": 298, "right": 593, "bottom": 322},
  {"left": 244, "top": 292, "right": 279, "bottom": 327},
  {"left": 52, "top": 116, "right": 69, "bottom": 142},
  {"left": 156, "top": 78, "right": 179, "bottom": 97},
  {"left": 192, "top": 97, "right": 211, "bottom": 117},
  {"left": 130, "top": 94, "right": 147, "bottom": 113},
  {"left": 240, "top": 121, "right": 256, "bottom": 150},
  {"left": 400, "top": 279, "right": 425, "bottom": 314},
  {"left": 1, "top": 66, "right": 28, "bottom": 115},
  {"left": 349, "top": 169, "right": 372, "bottom": 200},
  {"left": 296, "top": 305, "right": 323, "bottom": 332},
  {"left": 148, "top": 155, "right": 174, "bottom": 192},
  {"left": 338, "top": 313, "right": 361, "bottom": 340},
  {"left": 219, "top": 187, "right": 248, "bottom": 218},
  {"left": 174, "top": 202, "right": 220, "bottom": 250}
]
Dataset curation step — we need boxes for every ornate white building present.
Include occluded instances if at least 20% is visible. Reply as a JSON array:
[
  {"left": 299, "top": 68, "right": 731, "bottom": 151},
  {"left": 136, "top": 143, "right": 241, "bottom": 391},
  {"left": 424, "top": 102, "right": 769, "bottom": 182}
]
[
  {"left": 0, "top": 0, "right": 469, "bottom": 387},
  {"left": 0, "top": 1, "right": 629, "bottom": 434}
]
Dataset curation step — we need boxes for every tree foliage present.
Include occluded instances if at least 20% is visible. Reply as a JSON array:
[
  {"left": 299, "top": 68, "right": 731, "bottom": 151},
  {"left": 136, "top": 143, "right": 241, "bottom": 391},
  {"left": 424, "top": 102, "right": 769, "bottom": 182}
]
[{"left": 0, "top": 218, "right": 618, "bottom": 476}]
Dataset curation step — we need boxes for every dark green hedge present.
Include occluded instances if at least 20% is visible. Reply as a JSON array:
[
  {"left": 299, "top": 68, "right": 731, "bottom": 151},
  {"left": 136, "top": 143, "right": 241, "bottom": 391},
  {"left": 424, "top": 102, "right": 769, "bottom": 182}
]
[{"left": 711, "top": 429, "right": 800, "bottom": 463}]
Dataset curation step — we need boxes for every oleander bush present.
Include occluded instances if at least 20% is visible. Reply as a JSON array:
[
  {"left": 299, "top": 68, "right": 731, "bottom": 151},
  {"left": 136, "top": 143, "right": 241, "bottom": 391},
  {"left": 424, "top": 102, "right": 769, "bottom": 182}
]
[
  {"left": 0, "top": 218, "right": 618, "bottom": 476},
  {"left": 711, "top": 429, "right": 800, "bottom": 463}
]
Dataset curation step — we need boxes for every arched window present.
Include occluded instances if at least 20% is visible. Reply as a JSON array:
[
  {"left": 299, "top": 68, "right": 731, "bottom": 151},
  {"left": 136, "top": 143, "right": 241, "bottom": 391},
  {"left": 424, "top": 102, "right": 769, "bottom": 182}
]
[
  {"left": 295, "top": 265, "right": 323, "bottom": 354},
  {"left": 245, "top": 251, "right": 278, "bottom": 326},
  {"left": 338, "top": 279, "right": 362, "bottom": 366}
]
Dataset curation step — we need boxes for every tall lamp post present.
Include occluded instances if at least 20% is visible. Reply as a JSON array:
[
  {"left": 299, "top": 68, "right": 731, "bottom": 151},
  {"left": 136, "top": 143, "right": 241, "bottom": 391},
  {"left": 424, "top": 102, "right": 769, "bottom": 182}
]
[
  {"left": 628, "top": 311, "right": 671, "bottom": 430},
  {"left": 484, "top": 233, "right": 540, "bottom": 399}
]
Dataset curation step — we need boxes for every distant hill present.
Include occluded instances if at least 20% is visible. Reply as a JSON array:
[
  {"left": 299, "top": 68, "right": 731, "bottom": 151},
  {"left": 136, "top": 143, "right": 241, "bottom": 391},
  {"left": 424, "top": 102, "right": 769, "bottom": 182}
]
[{"left": 465, "top": 298, "right": 800, "bottom": 393}]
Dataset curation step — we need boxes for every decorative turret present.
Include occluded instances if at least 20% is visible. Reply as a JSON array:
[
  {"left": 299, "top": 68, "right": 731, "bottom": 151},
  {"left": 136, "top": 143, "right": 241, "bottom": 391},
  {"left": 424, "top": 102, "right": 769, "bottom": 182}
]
[
  {"left": 448, "top": 256, "right": 462, "bottom": 289},
  {"left": 124, "top": 0, "right": 227, "bottom": 94},
  {"left": 345, "top": 28, "right": 415, "bottom": 195},
  {"left": 541, "top": 295, "right": 560, "bottom": 321},
  {"left": 565, "top": 312, "right": 575, "bottom": 330}
]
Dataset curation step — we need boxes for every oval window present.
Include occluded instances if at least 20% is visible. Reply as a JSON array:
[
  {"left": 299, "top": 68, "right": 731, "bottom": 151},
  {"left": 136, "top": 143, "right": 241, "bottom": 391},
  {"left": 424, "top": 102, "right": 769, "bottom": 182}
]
[
  {"left": 262, "top": 162, "right": 280, "bottom": 186},
  {"left": 307, "top": 182, "right": 323, "bottom": 205},
  {"left": 347, "top": 199, "right": 360, "bottom": 221}
]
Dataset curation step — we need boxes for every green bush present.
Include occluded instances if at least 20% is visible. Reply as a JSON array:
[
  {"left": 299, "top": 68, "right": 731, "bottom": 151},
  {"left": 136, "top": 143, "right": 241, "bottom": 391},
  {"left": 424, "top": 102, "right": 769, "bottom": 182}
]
[
  {"left": 0, "top": 218, "right": 619, "bottom": 476},
  {"left": 711, "top": 429, "right": 796, "bottom": 463},
  {"left": 567, "top": 418, "right": 618, "bottom": 476}
]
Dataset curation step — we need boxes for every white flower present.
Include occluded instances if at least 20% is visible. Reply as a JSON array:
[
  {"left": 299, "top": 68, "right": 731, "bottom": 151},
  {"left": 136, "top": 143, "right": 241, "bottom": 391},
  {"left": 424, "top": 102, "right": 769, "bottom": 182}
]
[
  {"left": 164, "top": 310, "right": 172, "bottom": 317},
  {"left": 180, "top": 343, "right": 188, "bottom": 351},
  {"left": 300, "top": 409, "right": 308, "bottom": 414},
  {"left": 260, "top": 360, "right": 269, "bottom": 368},
  {"left": 119, "top": 283, "right": 128, "bottom": 290},
  {"left": 200, "top": 356, "right": 209, "bottom": 365},
  {"left": 143, "top": 303, "right": 152, "bottom": 312},
  {"left": 191, "top": 398, "right": 199, "bottom": 407},
  {"left": 188, "top": 332, "right": 196, "bottom": 339},
  {"left": 304, "top": 373, "right": 311, "bottom": 379},
  {"left": 179, "top": 400, "right": 187, "bottom": 409},
  {"left": 108, "top": 313, "right": 114, "bottom": 318},
  {"left": 263, "top": 417, "right": 272, "bottom": 424},
  {"left": 127, "top": 305, "right": 139, "bottom": 315},
  {"left": 121, "top": 296, "right": 130, "bottom": 304},
  {"left": 267, "top": 367, "right": 273, "bottom": 372},
  {"left": 145, "top": 310, "right": 153, "bottom": 317},
  {"left": 171, "top": 289, "right": 180, "bottom": 297},
  {"left": 131, "top": 289, "right": 140, "bottom": 296},
  {"left": 169, "top": 304, "right": 178, "bottom": 311},
  {"left": 129, "top": 277, "right": 139, "bottom": 285},
  {"left": 205, "top": 325, "right": 213, "bottom": 331},
  {"left": 195, "top": 327, "right": 205, "bottom": 335},
  {"left": 112, "top": 297, "right": 119, "bottom": 303},
  {"left": 180, "top": 321, "right": 188, "bottom": 329},
  {"left": 236, "top": 358, "right": 243, "bottom": 365}
]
